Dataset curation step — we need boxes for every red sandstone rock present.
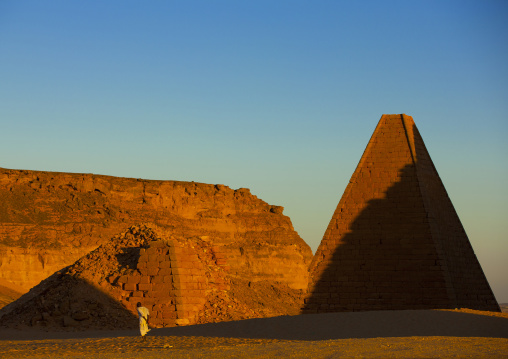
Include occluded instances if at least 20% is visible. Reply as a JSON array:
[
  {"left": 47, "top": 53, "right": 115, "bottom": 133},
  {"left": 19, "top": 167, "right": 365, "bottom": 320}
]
[
  {"left": 305, "top": 114, "right": 500, "bottom": 313},
  {"left": 0, "top": 169, "right": 311, "bottom": 292},
  {"left": 0, "top": 278, "right": 23, "bottom": 309}
]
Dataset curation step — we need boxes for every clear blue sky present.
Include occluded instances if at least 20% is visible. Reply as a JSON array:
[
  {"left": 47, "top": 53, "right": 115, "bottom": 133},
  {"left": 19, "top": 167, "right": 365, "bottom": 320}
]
[{"left": 1, "top": 1, "right": 507, "bottom": 302}]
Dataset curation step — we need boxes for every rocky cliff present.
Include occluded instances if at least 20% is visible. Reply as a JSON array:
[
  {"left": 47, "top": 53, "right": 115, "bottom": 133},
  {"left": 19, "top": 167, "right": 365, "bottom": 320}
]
[{"left": 0, "top": 168, "right": 312, "bottom": 293}]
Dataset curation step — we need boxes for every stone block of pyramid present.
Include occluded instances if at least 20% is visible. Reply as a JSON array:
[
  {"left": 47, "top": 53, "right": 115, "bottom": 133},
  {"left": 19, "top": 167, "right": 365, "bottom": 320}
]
[{"left": 304, "top": 114, "right": 500, "bottom": 313}]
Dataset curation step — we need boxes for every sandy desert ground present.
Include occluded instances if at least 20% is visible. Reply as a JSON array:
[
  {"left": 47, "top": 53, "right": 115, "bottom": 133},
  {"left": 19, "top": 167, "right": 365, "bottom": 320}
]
[{"left": 1, "top": 309, "right": 507, "bottom": 358}]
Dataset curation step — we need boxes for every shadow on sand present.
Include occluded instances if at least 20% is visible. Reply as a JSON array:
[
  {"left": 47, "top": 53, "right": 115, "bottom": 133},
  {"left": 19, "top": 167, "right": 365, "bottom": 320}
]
[
  {"left": 152, "top": 310, "right": 508, "bottom": 340},
  {"left": 1, "top": 310, "right": 507, "bottom": 341}
]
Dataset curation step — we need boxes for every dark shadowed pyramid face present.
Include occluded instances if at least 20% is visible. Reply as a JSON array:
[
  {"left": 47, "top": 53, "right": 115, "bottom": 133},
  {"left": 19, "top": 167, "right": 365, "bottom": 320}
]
[{"left": 304, "top": 114, "right": 499, "bottom": 313}]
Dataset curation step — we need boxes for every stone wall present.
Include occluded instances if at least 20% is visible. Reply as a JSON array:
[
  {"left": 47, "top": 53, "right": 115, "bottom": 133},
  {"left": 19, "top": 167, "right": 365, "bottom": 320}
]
[{"left": 114, "top": 240, "right": 230, "bottom": 327}]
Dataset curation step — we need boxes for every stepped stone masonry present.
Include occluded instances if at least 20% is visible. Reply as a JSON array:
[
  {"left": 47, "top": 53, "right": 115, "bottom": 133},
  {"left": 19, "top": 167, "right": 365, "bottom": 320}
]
[
  {"left": 304, "top": 114, "right": 500, "bottom": 313},
  {"left": 117, "top": 239, "right": 230, "bottom": 327}
]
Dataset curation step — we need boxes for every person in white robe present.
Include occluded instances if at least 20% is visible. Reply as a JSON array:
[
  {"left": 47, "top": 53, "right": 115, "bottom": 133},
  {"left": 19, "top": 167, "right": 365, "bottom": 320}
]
[{"left": 136, "top": 302, "right": 150, "bottom": 340}]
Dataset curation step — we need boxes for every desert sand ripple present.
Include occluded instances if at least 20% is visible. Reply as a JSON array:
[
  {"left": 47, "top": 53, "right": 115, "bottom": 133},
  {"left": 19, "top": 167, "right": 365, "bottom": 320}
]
[{"left": 1, "top": 336, "right": 507, "bottom": 359}]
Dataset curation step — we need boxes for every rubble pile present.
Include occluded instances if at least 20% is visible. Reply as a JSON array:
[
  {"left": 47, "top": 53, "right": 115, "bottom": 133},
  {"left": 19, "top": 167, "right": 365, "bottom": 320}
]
[{"left": 0, "top": 224, "right": 305, "bottom": 330}]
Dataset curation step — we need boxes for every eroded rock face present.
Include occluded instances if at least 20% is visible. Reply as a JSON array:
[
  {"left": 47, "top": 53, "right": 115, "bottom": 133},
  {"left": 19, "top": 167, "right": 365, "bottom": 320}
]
[
  {"left": 0, "top": 278, "right": 23, "bottom": 309},
  {"left": 0, "top": 225, "right": 306, "bottom": 329},
  {"left": 0, "top": 247, "right": 84, "bottom": 292},
  {"left": 0, "top": 168, "right": 312, "bottom": 292}
]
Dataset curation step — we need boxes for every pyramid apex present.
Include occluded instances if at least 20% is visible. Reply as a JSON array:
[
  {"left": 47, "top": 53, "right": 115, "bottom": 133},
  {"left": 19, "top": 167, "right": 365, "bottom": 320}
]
[
  {"left": 379, "top": 113, "right": 414, "bottom": 121},
  {"left": 380, "top": 113, "right": 410, "bottom": 116},
  {"left": 376, "top": 114, "right": 416, "bottom": 130}
]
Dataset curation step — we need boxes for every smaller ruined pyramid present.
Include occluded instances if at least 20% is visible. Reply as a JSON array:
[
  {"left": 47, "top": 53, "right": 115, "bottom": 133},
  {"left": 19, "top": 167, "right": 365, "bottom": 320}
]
[
  {"left": 0, "top": 224, "right": 305, "bottom": 330},
  {"left": 0, "top": 224, "right": 224, "bottom": 329},
  {"left": 304, "top": 114, "right": 499, "bottom": 313}
]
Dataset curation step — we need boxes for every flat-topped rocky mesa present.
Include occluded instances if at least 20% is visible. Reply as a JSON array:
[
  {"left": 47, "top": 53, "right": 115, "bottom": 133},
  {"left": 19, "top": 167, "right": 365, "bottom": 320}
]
[
  {"left": 0, "top": 224, "right": 305, "bottom": 329},
  {"left": 304, "top": 114, "right": 500, "bottom": 313},
  {"left": 0, "top": 168, "right": 312, "bottom": 295}
]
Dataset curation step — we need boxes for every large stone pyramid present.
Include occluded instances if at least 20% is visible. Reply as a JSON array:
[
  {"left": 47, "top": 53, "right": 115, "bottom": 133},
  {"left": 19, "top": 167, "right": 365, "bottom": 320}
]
[{"left": 304, "top": 114, "right": 499, "bottom": 313}]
